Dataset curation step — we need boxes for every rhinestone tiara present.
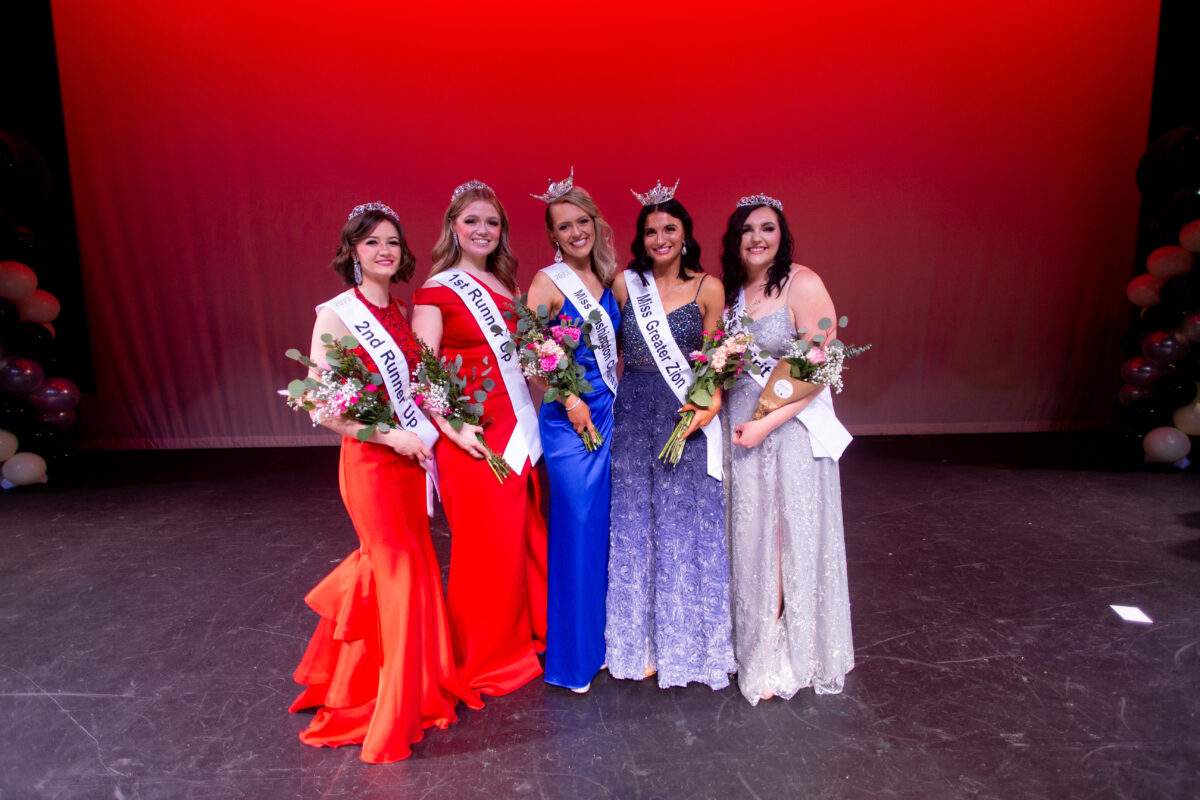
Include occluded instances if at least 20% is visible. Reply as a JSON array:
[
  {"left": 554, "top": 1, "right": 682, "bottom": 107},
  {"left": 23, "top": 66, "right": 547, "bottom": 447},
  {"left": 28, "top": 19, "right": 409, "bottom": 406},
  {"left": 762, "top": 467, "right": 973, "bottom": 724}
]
[
  {"left": 348, "top": 201, "right": 400, "bottom": 222},
  {"left": 451, "top": 179, "right": 494, "bottom": 201},
  {"left": 631, "top": 179, "right": 679, "bottom": 207},
  {"left": 736, "top": 194, "right": 783, "bottom": 212},
  {"left": 530, "top": 167, "right": 574, "bottom": 203}
]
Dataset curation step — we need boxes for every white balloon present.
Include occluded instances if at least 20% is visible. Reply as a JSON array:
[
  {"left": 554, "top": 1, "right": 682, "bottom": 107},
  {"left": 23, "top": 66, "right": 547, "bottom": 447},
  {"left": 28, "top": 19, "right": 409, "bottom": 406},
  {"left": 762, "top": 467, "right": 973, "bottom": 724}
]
[
  {"left": 1173, "top": 403, "right": 1200, "bottom": 437},
  {"left": 0, "top": 429, "right": 16, "bottom": 461},
  {"left": 1, "top": 452, "right": 46, "bottom": 485},
  {"left": 1144, "top": 426, "right": 1192, "bottom": 464}
]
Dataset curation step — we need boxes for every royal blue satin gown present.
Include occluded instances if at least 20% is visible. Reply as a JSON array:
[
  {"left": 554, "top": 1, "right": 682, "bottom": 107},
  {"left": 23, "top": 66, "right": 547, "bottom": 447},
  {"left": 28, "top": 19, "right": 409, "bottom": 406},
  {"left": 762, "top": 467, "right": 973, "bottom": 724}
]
[{"left": 540, "top": 290, "right": 620, "bottom": 689}]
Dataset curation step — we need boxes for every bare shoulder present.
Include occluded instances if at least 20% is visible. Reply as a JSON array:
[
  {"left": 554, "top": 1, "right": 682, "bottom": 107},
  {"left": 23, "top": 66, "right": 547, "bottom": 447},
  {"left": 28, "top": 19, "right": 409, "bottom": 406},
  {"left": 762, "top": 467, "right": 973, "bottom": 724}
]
[
  {"left": 418, "top": 278, "right": 442, "bottom": 291},
  {"left": 698, "top": 272, "right": 726, "bottom": 305},
  {"left": 787, "top": 264, "right": 828, "bottom": 291},
  {"left": 610, "top": 270, "right": 629, "bottom": 304}
]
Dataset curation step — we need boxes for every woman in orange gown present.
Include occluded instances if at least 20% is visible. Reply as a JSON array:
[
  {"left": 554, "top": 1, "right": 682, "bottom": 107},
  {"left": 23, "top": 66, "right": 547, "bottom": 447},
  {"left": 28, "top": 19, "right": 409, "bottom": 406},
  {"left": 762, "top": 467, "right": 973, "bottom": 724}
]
[
  {"left": 289, "top": 203, "right": 482, "bottom": 763},
  {"left": 412, "top": 180, "right": 549, "bottom": 696}
]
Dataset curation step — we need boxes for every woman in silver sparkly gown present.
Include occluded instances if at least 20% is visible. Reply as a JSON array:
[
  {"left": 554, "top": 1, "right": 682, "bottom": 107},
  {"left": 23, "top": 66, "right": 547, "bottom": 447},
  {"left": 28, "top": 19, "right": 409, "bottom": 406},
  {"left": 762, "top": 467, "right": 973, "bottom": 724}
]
[{"left": 719, "top": 196, "right": 854, "bottom": 705}]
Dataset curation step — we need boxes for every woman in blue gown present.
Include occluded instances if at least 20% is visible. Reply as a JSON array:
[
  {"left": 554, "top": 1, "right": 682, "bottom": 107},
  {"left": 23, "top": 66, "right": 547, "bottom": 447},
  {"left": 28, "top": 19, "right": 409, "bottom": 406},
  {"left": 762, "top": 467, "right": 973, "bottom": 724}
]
[{"left": 525, "top": 178, "right": 621, "bottom": 692}]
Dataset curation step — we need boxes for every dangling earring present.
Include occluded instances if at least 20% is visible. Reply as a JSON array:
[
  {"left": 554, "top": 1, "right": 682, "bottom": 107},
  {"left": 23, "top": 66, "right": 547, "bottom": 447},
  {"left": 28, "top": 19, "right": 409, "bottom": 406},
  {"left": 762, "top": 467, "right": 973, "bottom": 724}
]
[
  {"left": 682, "top": 243, "right": 688, "bottom": 256},
  {"left": 554, "top": 244, "right": 564, "bottom": 263},
  {"left": 452, "top": 230, "right": 459, "bottom": 248},
  {"left": 352, "top": 257, "right": 363, "bottom": 285}
]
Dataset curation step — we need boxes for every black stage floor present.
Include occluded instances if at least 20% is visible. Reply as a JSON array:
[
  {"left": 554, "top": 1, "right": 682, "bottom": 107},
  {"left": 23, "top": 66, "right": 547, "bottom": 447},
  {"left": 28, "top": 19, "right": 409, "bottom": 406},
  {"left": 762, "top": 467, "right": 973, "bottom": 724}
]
[{"left": 1, "top": 434, "right": 1197, "bottom": 800}]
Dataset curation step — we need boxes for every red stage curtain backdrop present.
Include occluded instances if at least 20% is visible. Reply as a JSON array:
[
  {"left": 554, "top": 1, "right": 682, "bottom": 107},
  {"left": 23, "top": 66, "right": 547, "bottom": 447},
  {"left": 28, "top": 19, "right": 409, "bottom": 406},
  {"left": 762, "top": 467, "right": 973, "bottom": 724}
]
[{"left": 50, "top": 1, "right": 1159, "bottom": 448}]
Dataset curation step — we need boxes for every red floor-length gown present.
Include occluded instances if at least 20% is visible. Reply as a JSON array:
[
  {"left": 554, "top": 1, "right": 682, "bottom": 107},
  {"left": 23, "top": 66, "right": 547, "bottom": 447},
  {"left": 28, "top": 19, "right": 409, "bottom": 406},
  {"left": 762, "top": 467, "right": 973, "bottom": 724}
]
[
  {"left": 290, "top": 289, "right": 482, "bottom": 764},
  {"left": 413, "top": 281, "right": 548, "bottom": 695}
]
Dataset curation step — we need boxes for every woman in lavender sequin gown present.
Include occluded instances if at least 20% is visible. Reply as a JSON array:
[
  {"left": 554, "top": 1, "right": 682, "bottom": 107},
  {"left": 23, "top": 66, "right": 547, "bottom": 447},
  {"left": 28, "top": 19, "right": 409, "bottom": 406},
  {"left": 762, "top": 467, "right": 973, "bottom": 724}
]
[
  {"left": 605, "top": 195, "right": 736, "bottom": 690},
  {"left": 720, "top": 198, "right": 854, "bottom": 705}
]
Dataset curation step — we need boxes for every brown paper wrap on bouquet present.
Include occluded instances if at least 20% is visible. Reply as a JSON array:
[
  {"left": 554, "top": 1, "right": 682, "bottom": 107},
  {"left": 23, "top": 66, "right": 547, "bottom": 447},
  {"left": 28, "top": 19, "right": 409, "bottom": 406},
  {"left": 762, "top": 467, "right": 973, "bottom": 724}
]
[{"left": 752, "top": 360, "right": 822, "bottom": 420}]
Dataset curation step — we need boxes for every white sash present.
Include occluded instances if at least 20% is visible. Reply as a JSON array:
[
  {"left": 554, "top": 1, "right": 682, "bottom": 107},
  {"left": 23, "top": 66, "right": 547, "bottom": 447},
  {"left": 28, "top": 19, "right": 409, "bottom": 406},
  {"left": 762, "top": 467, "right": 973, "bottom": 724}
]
[
  {"left": 540, "top": 263, "right": 618, "bottom": 396},
  {"left": 431, "top": 270, "right": 542, "bottom": 473},
  {"left": 730, "top": 289, "right": 852, "bottom": 461},
  {"left": 318, "top": 289, "right": 441, "bottom": 513},
  {"left": 624, "top": 271, "right": 722, "bottom": 480}
]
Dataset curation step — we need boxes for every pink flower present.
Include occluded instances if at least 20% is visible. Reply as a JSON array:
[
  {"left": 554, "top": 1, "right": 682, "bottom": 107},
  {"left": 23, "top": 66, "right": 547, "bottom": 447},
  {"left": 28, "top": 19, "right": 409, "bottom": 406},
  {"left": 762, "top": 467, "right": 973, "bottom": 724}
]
[
  {"left": 806, "top": 348, "right": 827, "bottom": 365},
  {"left": 415, "top": 394, "right": 425, "bottom": 405},
  {"left": 540, "top": 354, "right": 560, "bottom": 372},
  {"left": 364, "top": 384, "right": 378, "bottom": 392},
  {"left": 712, "top": 329, "right": 724, "bottom": 339}
]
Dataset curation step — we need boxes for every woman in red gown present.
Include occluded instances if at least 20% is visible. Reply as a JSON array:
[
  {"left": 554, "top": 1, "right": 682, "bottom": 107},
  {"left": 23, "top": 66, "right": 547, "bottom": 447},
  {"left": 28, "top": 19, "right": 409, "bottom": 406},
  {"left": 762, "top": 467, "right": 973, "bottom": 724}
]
[
  {"left": 411, "top": 180, "right": 549, "bottom": 696},
  {"left": 289, "top": 203, "right": 482, "bottom": 763}
]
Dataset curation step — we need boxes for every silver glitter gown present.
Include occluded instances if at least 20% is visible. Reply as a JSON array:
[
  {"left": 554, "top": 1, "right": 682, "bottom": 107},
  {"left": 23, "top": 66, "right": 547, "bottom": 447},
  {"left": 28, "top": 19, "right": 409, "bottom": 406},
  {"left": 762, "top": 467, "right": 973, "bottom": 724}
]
[{"left": 723, "top": 306, "right": 854, "bottom": 704}]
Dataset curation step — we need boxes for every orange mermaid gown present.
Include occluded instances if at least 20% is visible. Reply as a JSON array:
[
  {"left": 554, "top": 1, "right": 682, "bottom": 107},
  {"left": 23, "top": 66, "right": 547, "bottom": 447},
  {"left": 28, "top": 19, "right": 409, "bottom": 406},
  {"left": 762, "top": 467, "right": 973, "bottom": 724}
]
[
  {"left": 290, "top": 291, "right": 482, "bottom": 763},
  {"left": 413, "top": 282, "right": 548, "bottom": 696}
]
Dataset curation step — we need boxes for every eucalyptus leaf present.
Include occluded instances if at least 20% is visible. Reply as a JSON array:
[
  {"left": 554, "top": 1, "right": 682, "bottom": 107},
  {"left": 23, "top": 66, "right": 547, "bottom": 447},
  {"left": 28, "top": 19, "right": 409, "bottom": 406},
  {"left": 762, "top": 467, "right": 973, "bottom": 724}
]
[
  {"left": 449, "top": 418, "right": 464, "bottom": 431},
  {"left": 473, "top": 390, "right": 487, "bottom": 402},
  {"left": 817, "top": 318, "right": 832, "bottom": 330},
  {"left": 536, "top": 304, "right": 549, "bottom": 320},
  {"left": 490, "top": 324, "right": 504, "bottom": 334},
  {"left": 482, "top": 378, "right": 496, "bottom": 391},
  {"left": 369, "top": 372, "right": 383, "bottom": 384},
  {"left": 517, "top": 319, "right": 530, "bottom": 334},
  {"left": 482, "top": 356, "right": 490, "bottom": 365},
  {"left": 356, "top": 426, "right": 374, "bottom": 442},
  {"left": 579, "top": 378, "right": 594, "bottom": 393},
  {"left": 812, "top": 333, "right": 825, "bottom": 344},
  {"left": 588, "top": 309, "right": 601, "bottom": 320},
  {"left": 691, "top": 387, "right": 713, "bottom": 406},
  {"left": 287, "top": 379, "right": 307, "bottom": 397},
  {"left": 341, "top": 335, "right": 358, "bottom": 348},
  {"left": 544, "top": 387, "right": 559, "bottom": 403},
  {"left": 285, "top": 348, "right": 303, "bottom": 360},
  {"left": 320, "top": 332, "right": 334, "bottom": 344},
  {"left": 838, "top": 315, "right": 848, "bottom": 328}
]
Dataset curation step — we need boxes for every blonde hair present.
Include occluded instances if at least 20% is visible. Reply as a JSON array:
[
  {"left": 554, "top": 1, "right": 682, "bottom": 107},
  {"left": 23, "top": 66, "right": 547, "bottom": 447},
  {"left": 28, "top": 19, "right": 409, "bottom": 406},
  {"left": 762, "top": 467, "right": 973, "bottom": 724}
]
[
  {"left": 430, "top": 186, "right": 519, "bottom": 293},
  {"left": 546, "top": 186, "right": 617, "bottom": 289}
]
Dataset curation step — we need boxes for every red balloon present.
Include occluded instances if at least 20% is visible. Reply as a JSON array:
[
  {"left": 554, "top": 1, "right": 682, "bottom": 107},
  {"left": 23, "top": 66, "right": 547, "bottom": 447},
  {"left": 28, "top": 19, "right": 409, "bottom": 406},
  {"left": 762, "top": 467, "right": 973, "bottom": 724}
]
[
  {"left": 1181, "top": 218, "right": 1200, "bottom": 252},
  {"left": 1118, "top": 384, "right": 1151, "bottom": 406},
  {"left": 1141, "top": 329, "right": 1190, "bottom": 366},
  {"left": 1126, "top": 274, "right": 1165, "bottom": 307},
  {"left": 27, "top": 376, "right": 81, "bottom": 412},
  {"left": 40, "top": 408, "right": 77, "bottom": 430},
  {"left": 0, "top": 356, "right": 44, "bottom": 395},
  {"left": 1120, "top": 357, "right": 1168, "bottom": 387},
  {"left": 1146, "top": 246, "right": 1194, "bottom": 279}
]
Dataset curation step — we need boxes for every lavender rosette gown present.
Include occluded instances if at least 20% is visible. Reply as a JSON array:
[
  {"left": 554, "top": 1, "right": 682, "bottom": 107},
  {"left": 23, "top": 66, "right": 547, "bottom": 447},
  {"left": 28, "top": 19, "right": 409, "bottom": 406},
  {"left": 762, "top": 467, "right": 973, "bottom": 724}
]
[{"left": 605, "top": 283, "right": 735, "bottom": 690}]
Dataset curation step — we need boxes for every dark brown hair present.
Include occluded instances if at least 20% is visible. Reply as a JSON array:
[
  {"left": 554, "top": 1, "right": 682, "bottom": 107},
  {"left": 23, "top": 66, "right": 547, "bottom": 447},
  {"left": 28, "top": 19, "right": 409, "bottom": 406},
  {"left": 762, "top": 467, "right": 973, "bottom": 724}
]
[{"left": 330, "top": 209, "right": 416, "bottom": 286}]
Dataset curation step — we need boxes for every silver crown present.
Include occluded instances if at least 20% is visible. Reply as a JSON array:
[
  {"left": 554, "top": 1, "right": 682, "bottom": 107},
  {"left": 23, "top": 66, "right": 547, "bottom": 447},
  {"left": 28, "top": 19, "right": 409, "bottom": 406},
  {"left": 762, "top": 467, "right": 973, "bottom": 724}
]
[
  {"left": 348, "top": 201, "right": 400, "bottom": 222},
  {"left": 631, "top": 179, "right": 679, "bottom": 206},
  {"left": 451, "top": 179, "right": 494, "bottom": 201},
  {"left": 736, "top": 194, "right": 783, "bottom": 212},
  {"left": 530, "top": 167, "right": 574, "bottom": 203}
]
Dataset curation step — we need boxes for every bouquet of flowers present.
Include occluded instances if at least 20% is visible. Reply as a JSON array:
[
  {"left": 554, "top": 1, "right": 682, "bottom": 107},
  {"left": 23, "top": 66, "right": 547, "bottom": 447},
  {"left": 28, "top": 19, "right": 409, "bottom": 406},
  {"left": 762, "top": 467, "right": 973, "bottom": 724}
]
[
  {"left": 751, "top": 315, "right": 872, "bottom": 420},
  {"left": 281, "top": 334, "right": 396, "bottom": 442},
  {"left": 494, "top": 296, "right": 604, "bottom": 452},
  {"left": 410, "top": 340, "right": 512, "bottom": 482},
  {"left": 659, "top": 321, "right": 758, "bottom": 465}
]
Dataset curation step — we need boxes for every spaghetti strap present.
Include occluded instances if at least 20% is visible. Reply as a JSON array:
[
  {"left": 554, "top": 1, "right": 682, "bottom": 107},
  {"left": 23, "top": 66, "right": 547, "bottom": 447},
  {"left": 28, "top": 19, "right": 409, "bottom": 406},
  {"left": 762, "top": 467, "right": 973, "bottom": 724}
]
[{"left": 692, "top": 274, "right": 705, "bottom": 301}]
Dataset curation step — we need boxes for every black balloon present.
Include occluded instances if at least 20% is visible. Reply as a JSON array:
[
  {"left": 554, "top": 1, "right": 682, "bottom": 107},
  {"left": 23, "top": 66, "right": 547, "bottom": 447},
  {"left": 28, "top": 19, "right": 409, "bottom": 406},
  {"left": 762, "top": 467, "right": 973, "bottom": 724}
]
[
  {"left": 1127, "top": 398, "right": 1175, "bottom": 433},
  {"left": 20, "top": 421, "right": 65, "bottom": 456},
  {"left": 1142, "top": 330, "right": 1190, "bottom": 366},
  {"left": 1151, "top": 374, "right": 1199, "bottom": 408},
  {"left": 1159, "top": 274, "right": 1200, "bottom": 312},
  {"left": 5, "top": 321, "right": 54, "bottom": 362},
  {"left": 0, "top": 391, "right": 34, "bottom": 433},
  {"left": 0, "top": 297, "right": 17, "bottom": 336},
  {"left": 1139, "top": 304, "right": 1184, "bottom": 334}
]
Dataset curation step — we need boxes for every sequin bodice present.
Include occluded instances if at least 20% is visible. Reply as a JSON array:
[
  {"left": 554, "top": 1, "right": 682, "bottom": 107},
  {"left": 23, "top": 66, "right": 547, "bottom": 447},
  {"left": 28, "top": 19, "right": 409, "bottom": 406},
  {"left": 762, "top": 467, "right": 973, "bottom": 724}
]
[{"left": 619, "top": 300, "right": 704, "bottom": 373}]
